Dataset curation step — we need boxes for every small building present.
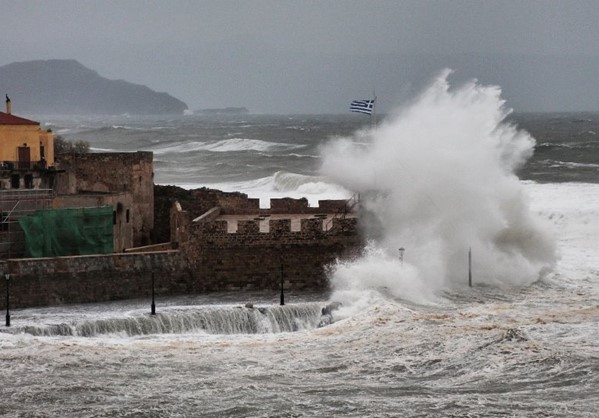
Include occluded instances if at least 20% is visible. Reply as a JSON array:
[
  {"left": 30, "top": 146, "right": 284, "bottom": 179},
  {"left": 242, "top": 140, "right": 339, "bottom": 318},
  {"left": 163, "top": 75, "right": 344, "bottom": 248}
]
[
  {"left": 55, "top": 151, "right": 154, "bottom": 248},
  {"left": 0, "top": 96, "right": 55, "bottom": 190},
  {"left": 0, "top": 97, "right": 58, "bottom": 257},
  {"left": 0, "top": 97, "right": 153, "bottom": 257}
]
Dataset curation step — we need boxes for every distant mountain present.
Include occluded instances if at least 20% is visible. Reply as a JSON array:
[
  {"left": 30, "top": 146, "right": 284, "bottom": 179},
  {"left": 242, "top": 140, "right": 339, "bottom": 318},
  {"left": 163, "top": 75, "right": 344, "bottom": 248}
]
[{"left": 0, "top": 59, "right": 188, "bottom": 115}]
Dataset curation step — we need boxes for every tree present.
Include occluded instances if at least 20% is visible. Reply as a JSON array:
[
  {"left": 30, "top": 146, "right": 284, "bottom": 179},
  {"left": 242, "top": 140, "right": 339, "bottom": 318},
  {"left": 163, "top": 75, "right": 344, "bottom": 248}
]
[{"left": 54, "top": 135, "right": 90, "bottom": 154}]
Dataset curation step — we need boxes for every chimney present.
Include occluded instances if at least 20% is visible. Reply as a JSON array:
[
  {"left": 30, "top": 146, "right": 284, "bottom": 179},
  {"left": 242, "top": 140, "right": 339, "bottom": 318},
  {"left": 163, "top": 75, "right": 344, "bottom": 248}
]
[{"left": 5, "top": 95, "right": 12, "bottom": 114}]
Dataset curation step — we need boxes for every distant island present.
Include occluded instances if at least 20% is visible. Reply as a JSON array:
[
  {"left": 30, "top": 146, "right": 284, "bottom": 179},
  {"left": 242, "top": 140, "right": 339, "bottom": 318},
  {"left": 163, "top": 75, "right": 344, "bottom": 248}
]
[
  {"left": 195, "top": 107, "right": 249, "bottom": 115},
  {"left": 0, "top": 59, "right": 188, "bottom": 115}
]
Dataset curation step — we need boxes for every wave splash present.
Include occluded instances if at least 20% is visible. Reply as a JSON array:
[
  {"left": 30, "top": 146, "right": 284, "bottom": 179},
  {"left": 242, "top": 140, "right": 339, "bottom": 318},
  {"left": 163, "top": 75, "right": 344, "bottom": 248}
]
[
  {"left": 14, "top": 303, "right": 326, "bottom": 337},
  {"left": 321, "top": 69, "right": 557, "bottom": 311}
]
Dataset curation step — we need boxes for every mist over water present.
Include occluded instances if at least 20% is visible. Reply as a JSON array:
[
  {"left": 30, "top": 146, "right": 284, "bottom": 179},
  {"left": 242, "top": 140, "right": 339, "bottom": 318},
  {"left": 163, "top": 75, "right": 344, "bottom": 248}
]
[{"left": 321, "top": 70, "right": 557, "bottom": 308}]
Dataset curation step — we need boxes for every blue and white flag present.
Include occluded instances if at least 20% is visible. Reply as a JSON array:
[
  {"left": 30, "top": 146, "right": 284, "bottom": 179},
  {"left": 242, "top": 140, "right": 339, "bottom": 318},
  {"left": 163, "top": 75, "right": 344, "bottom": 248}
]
[{"left": 350, "top": 98, "right": 375, "bottom": 115}]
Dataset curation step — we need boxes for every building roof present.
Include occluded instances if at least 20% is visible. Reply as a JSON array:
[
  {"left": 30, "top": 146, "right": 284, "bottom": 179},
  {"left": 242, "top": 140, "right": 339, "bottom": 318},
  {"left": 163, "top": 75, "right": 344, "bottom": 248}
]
[{"left": 0, "top": 112, "right": 39, "bottom": 126}]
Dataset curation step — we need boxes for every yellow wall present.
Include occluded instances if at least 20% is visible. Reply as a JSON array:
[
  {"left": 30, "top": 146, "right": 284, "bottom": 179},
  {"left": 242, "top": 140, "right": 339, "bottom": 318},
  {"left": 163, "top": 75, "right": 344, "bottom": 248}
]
[{"left": 0, "top": 125, "right": 54, "bottom": 167}]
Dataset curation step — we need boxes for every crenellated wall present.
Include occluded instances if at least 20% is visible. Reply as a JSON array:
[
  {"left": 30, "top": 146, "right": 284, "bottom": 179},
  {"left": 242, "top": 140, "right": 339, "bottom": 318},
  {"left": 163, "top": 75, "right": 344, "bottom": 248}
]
[
  {"left": 0, "top": 211, "right": 361, "bottom": 309},
  {"left": 0, "top": 192, "right": 363, "bottom": 309},
  {"left": 173, "top": 197, "right": 362, "bottom": 292}
]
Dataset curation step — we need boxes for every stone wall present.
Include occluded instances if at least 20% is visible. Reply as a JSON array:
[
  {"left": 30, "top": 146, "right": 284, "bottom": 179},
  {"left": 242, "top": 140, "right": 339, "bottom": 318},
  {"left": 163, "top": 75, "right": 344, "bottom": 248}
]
[
  {"left": 56, "top": 152, "right": 154, "bottom": 246},
  {"left": 166, "top": 194, "right": 363, "bottom": 293},
  {"left": 0, "top": 215, "right": 361, "bottom": 309},
  {"left": 0, "top": 251, "right": 195, "bottom": 309},
  {"left": 154, "top": 186, "right": 259, "bottom": 243},
  {"left": 179, "top": 216, "right": 361, "bottom": 292},
  {"left": 154, "top": 185, "right": 358, "bottom": 242},
  {"left": 0, "top": 190, "right": 364, "bottom": 310}
]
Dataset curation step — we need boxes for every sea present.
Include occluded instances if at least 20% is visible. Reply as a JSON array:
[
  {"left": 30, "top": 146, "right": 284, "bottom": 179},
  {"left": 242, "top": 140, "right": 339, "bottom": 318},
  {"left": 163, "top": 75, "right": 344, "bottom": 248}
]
[{"left": 1, "top": 76, "right": 599, "bottom": 417}]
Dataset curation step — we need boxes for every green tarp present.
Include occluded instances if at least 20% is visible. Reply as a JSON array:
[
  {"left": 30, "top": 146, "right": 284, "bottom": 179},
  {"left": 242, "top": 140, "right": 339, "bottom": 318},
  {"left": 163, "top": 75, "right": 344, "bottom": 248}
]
[{"left": 19, "top": 206, "right": 114, "bottom": 257}]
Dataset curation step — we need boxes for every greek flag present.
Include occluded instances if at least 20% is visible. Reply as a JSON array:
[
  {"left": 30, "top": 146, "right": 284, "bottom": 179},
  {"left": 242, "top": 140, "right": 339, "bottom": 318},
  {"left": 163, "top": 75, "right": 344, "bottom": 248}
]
[{"left": 350, "top": 98, "right": 375, "bottom": 115}]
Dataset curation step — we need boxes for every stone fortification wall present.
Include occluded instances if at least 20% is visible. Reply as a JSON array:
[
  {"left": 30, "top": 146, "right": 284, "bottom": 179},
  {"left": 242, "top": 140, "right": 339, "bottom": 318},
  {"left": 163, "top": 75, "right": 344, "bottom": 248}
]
[
  {"left": 0, "top": 214, "right": 360, "bottom": 309},
  {"left": 154, "top": 186, "right": 355, "bottom": 242},
  {"left": 269, "top": 197, "right": 310, "bottom": 213},
  {"left": 0, "top": 191, "right": 362, "bottom": 309},
  {"left": 56, "top": 152, "right": 154, "bottom": 246},
  {"left": 154, "top": 186, "right": 256, "bottom": 243},
  {"left": 0, "top": 251, "right": 194, "bottom": 309},
  {"left": 179, "top": 214, "right": 361, "bottom": 292},
  {"left": 265, "top": 198, "right": 346, "bottom": 214}
]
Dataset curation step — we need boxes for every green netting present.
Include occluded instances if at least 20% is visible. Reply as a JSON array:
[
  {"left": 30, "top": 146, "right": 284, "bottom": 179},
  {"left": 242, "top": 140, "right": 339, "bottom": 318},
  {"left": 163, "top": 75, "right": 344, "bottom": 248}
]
[{"left": 19, "top": 206, "right": 114, "bottom": 257}]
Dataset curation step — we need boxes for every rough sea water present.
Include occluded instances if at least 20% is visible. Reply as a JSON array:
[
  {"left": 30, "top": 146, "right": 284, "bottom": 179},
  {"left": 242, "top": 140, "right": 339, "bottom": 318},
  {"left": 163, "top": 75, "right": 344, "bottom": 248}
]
[{"left": 2, "top": 72, "right": 599, "bottom": 417}]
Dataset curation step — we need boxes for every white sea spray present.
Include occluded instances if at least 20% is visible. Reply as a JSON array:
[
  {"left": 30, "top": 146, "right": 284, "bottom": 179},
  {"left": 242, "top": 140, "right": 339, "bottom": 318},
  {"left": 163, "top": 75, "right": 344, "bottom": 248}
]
[{"left": 321, "top": 70, "right": 557, "bottom": 311}]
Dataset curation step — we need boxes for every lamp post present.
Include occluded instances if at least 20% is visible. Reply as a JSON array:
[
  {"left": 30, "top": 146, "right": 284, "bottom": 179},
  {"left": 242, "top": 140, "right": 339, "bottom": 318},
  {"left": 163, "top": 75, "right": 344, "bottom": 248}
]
[
  {"left": 280, "top": 255, "right": 285, "bottom": 306},
  {"left": 5, "top": 273, "right": 10, "bottom": 327},
  {"left": 151, "top": 271, "right": 156, "bottom": 315}
]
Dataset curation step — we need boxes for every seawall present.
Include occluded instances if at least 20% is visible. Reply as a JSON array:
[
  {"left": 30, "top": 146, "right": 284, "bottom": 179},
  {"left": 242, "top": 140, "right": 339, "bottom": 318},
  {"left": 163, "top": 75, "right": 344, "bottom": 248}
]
[
  {"left": 182, "top": 217, "right": 360, "bottom": 292},
  {"left": 0, "top": 251, "right": 191, "bottom": 310},
  {"left": 1, "top": 191, "right": 363, "bottom": 309}
]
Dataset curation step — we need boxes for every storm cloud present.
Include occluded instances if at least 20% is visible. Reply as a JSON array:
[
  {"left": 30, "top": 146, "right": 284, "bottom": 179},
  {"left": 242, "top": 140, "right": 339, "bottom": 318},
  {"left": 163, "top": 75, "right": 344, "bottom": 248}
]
[{"left": 2, "top": 0, "right": 598, "bottom": 113}]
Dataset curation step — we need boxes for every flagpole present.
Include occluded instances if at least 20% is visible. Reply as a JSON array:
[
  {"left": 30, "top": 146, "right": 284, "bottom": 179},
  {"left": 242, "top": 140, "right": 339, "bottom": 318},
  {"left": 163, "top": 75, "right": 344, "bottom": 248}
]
[
  {"left": 371, "top": 89, "right": 377, "bottom": 129},
  {"left": 370, "top": 88, "right": 376, "bottom": 129}
]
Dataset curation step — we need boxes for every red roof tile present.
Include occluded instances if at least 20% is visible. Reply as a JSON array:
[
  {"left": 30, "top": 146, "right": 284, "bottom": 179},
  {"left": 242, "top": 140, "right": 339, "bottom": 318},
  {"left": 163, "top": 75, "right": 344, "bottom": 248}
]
[{"left": 0, "top": 112, "right": 39, "bottom": 126}]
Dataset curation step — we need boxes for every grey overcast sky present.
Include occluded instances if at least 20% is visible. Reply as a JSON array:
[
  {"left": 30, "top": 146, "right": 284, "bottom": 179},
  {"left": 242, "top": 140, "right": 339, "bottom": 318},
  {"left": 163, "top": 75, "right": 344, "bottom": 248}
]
[{"left": 2, "top": 0, "right": 599, "bottom": 113}]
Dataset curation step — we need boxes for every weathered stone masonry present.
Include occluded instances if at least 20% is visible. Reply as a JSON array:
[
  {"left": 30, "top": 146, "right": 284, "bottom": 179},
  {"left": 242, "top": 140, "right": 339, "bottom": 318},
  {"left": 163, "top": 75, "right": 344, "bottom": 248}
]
[
  {"left": 172, "top": 197, "right": 362, "bottom": 293},
  {"left": 0, "top": 191, "right": 362, "bottom": 309},
  {"left": 56, "top": 152, "right": 154, "bottom": 246},
  {"left": 189, "top": 219, "right": 358, "bottom": 291},
  {"left": 0, "top": 251, "right": 193, "bottom": 310}
]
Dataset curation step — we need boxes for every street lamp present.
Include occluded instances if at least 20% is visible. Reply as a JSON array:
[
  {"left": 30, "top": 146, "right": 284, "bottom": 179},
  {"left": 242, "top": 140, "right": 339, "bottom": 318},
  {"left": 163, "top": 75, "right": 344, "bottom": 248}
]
[
  {"left": 280, "top": 255, "right": 285, "bottom": 306},
  {"left": 151, "top": 271, "right": 156, "bottom": 315},
  {"left": 5, "top": 273, "right": 10, "bottom": 327}
]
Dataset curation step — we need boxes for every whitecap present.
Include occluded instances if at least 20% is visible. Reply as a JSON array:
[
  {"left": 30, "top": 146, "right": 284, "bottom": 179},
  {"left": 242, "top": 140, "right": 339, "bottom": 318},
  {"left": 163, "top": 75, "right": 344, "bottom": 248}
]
[{"left": 153, "top": 138, "right": 304, "bottom": 155}]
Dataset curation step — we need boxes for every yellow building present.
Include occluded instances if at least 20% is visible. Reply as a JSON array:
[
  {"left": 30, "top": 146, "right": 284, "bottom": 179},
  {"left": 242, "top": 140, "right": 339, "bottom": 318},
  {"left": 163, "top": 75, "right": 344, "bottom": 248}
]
[{"left": 0, "top": 96, "right": 54, "bottom": 170}]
